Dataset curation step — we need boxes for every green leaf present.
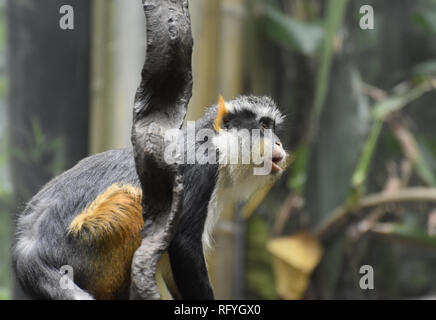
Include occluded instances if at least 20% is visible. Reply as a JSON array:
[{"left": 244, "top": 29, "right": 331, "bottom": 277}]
[
  {"left": 351, "top": 119, "right": 383, "bottom": 192},
  {"left": 415, "top": 136, "right": 436, "bottom": 186},
  {"left": 372, "top": 80, "right": 433, "bottom": 120},
  {"left": 261, "top": 4, "right": 324, "bottom": 56},
  {"left": 351, "top": 80, "right": 434, "bottom": 196},
  {"left": 288, "top": 144, "right": 309, "bottom": 194},
  {"left": 415, "top": 155, "right": 436, "bottom": 186}
]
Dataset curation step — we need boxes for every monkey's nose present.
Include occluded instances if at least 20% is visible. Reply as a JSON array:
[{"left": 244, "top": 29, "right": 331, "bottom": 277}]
[
  {"left": 273, "top": 141, "right": 284, "bottom": 155},
  {"left": 272, "top": 141, "right": 285, "bottom": 164}
]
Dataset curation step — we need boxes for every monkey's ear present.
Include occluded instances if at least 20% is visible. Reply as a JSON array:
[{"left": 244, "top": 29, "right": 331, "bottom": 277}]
[{"left": 214, "top": 95, "right": 229, "bottom": 132}]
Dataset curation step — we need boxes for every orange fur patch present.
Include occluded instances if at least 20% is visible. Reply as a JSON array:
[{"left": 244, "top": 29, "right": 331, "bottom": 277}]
[
  {"left": 68, "top": 183, "right": 145, "bottom": 299},
  {"left": 69, "top": 183, "right": 144, "bottom": 243},
  {"left": 214, "top": 95, "right": 229, "bottom": 132},
  {"left": 68, "top": 183, "right": 179, "bottom": 299}
]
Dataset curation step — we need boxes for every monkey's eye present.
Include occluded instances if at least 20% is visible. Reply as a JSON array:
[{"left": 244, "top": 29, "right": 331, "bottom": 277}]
[{"left": 223, "top": 117, "right": 230, "bottom": 129}]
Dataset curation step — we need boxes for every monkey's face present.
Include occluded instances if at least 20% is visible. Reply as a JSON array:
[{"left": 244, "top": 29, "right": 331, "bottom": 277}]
[{"left": 213, "top": 96, "right": 287, "bottom": 178}]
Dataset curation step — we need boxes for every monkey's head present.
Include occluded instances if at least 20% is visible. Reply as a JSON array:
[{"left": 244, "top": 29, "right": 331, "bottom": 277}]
[{"left": 210, "top": 95, "right": 288, "bottom": 197}]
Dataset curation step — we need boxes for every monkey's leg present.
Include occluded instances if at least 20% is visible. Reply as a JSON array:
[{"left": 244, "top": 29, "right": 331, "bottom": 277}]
[{"left": 168, "top": 236, "right": 215, "bottom": 300}]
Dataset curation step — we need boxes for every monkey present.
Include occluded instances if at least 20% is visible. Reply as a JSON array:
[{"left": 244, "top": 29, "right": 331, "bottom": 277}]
[
  {"left": 12, "top": 95, "right": 287, "bottom": 300},
  {"left": 11, "top": 0, "right": 288, "bottom": 300}
]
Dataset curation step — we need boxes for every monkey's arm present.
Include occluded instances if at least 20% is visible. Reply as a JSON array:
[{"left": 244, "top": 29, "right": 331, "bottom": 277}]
[
  {"left": 130, "top": 0, "right": 193, "bottom": 300},
  {"left": 169, "top": 236, "right": 214, "bottom": 300}
]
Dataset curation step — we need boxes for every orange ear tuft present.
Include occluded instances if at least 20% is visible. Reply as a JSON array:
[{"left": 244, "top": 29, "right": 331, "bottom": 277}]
[{"left": 214, "top": 95, "right": 229, "bottom": 132}]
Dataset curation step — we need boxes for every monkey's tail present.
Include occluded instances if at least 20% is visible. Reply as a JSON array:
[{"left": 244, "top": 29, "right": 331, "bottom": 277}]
[{"left": 12, "top": 235, "right": 94, "bottom": 300}]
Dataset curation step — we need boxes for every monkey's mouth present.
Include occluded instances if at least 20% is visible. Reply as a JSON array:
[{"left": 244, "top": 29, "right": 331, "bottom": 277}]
[{"left": 271, "top": 155, "right": 284, "bottom": 174}]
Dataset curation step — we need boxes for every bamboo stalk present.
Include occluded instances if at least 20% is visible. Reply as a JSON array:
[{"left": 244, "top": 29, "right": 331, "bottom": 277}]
[
  {"left": 186, "top": 0, "right": 221, "bottom": 121},
  {"left": 90, "top": 0, "right": 145, "bottom": 153},
  {"left": 211, "top": 0, "right": 246, "bottom": 300},
  {"left": 90, "top": 0, "right": 111, "bottom": 154}
]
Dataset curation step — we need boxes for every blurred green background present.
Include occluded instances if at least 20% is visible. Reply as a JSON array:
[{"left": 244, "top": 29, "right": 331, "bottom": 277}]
[
  {"left": 0, "top": 0, "right": 11, "bottom": 300},
  {"left": 2, "top": 0, "right": 436, "bottom": 300}
]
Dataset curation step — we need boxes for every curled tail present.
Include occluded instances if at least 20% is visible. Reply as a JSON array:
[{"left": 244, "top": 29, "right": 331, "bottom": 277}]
[{"left": 12, "top": 234, "right": 94, "bottom": 300}]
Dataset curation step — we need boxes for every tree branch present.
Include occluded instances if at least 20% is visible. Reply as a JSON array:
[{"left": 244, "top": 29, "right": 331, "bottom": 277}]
[
  {"left": 316, "top": 188, "right": 436, "bottom": 238},
  {"left": 130, "top": 0, "right": 193, "bottom": 300}
]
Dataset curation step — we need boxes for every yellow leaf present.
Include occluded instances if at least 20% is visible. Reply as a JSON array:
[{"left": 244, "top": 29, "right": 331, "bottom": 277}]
[{"left": 267, "top": 231, "right": 323, "bottom": 299}]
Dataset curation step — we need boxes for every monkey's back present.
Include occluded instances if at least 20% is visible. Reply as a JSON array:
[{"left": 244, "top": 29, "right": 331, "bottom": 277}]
[{"left": 12, "top": 148, "right": 145, "bottom": 299}]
